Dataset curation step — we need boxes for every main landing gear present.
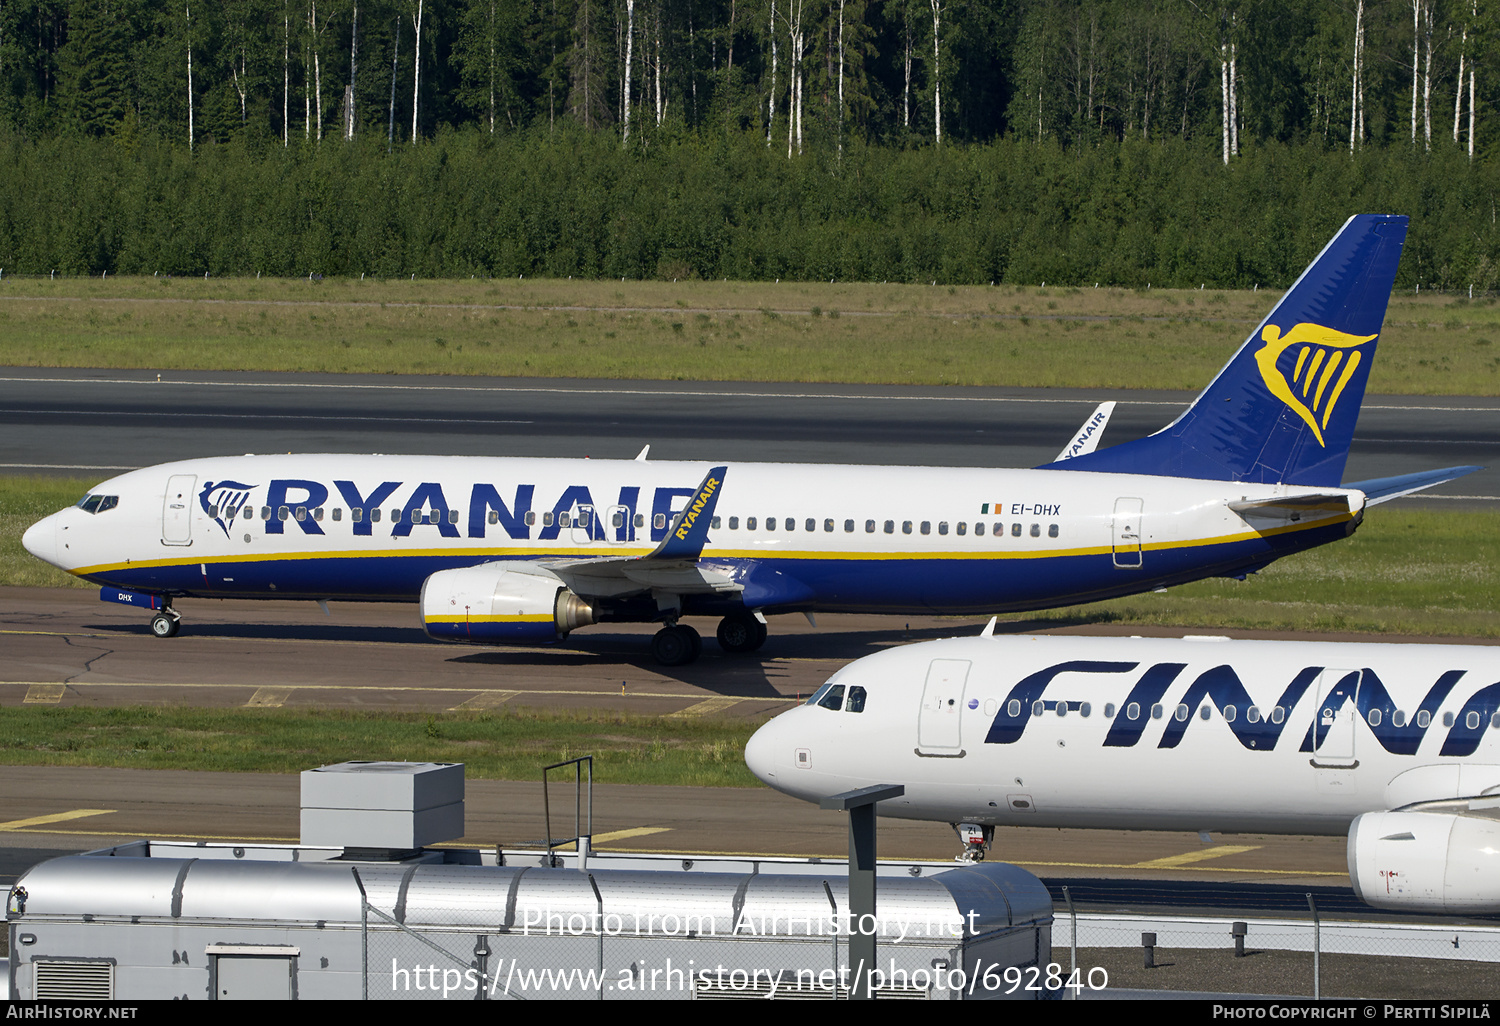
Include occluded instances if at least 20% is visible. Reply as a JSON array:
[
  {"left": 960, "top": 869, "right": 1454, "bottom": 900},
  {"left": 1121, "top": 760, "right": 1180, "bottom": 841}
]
[
  {"left": 650, "top": 613, "right": 769, "bottom": 666},
  {"left": 149, "top": 608, "right": 181, "bottom": 638},
  {"left": 651, "top": 623, "right": 702, "bottom": 666},
  {"left": 953, "top": 822, "right": 994, "bottom": 863}
]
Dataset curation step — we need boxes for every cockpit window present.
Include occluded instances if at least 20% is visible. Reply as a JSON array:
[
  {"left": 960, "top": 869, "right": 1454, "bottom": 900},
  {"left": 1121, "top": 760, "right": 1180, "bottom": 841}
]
[
  {"left": 76, "top": 494, "right": 118, "bottom": 514},
  {"left": 816, "top": 685, "right": 846, "bottom": 711},
  {"left": 846, "top": 686, "right": 867, "bottom": 713}
]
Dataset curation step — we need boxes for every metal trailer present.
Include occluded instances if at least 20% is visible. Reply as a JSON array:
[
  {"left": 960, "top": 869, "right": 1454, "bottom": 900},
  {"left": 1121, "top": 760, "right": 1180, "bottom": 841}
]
[{"left": 6, "top": 843, "right": 1052, "bottom": 1000}]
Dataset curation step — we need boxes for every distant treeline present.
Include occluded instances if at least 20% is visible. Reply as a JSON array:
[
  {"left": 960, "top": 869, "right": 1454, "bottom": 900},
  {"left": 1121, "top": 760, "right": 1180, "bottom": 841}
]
[{"left": 2, "top": 128, "right": 1499, "bottom": 288}]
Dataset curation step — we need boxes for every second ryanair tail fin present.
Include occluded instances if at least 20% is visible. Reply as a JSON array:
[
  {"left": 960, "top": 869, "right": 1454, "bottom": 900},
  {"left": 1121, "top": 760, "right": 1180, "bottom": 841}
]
[{"left": 1044, "top": 214, "right": 1408, "bottom": 487}]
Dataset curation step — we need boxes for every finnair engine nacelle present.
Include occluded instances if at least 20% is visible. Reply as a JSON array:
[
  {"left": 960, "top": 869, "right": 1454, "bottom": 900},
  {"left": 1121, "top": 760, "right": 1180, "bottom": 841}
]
[
  {"left": 1348, "top": 805, "right": 1500, "bottom": 913},
  {"left": 420, "top": 565, "right": 595, "bottom": 643}
]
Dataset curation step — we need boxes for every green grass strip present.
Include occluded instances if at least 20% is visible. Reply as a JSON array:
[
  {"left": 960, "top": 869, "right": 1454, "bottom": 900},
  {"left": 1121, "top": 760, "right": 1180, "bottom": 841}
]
[
  {"left": 0, "top": 706, "right": 763, "bottom": 787},
  {"left": 0, "top": 277, "right": 1496, "bottom": 393}
]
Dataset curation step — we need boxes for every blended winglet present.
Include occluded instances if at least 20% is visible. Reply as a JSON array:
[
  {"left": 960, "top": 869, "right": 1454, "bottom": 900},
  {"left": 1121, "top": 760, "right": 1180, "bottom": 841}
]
[{"left": 649, "top": 466, "right": 728, "bottom": 561}]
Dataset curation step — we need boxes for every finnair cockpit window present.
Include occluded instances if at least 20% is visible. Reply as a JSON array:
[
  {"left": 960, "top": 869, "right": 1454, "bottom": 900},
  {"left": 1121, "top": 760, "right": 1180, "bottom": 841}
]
[
  {"left": 807, "top": 683, "right": 846, "bottom": 710},
  {"left": 76, "top": 494, "right": 118, "bottom": 514},
  {"left": 846, "top": 686, "right": 867, "bottom": 713}
]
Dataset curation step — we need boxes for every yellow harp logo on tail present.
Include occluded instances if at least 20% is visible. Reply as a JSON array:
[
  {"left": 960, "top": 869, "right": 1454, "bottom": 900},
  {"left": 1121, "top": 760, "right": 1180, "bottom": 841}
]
[{"left": 1254, "top": 323, "right": 1377, "bottom": 447}]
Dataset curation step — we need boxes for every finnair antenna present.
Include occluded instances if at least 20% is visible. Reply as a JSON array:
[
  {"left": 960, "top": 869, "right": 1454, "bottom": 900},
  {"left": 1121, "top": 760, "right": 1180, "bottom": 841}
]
[
  {"left": 634, "top": 445, "right": 650, "bottom": 461},
  {"left": 981, "top": 616, "right": 997, "bottom": 638}
]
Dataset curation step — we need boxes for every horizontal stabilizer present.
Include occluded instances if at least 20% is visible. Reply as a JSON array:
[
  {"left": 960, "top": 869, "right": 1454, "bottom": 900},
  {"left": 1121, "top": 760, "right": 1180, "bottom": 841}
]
[
  {"left": 1343, "top": 465, "right": 1483, "bottom": 506},
  {"left": 1228, "top": 493, "right": 1357, "bottom": 525}
]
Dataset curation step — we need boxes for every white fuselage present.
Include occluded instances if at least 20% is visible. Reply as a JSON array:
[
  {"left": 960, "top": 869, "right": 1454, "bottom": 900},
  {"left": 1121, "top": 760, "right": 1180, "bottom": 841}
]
[
  {"left": 745, "top": 634, "right": 1500, "bottom": 835},
  {"left": 23, "top": 454, "right": 1362, "bottom": 616}
]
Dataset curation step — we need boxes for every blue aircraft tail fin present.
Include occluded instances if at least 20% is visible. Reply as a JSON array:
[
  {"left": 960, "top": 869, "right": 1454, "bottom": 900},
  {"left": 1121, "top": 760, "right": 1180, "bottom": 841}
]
[{"left": 1042, "top": 214, "right": 1408, "bottom": 487}]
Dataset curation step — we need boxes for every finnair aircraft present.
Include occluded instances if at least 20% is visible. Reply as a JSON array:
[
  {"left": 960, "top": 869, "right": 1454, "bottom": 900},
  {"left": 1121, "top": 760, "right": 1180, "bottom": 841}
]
[
  {"left": 20, "top": 214, "right": 1476, "bottom": 664},
  {"left": 744, "top": 632, "right": 1500, "bottom": 914}
]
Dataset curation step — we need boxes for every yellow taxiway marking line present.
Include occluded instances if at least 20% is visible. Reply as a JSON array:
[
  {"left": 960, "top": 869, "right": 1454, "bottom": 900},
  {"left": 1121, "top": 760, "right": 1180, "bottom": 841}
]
[
  {"left": 449, "top": 690, "right": 520, "bottom": 711},
  {"left": 592, "top": 827, "right": 672, "bottom": 844},
  {"left": 666, "top": 697, "right": 743, "bottom": 718},
  {"left": 1131, "top": 845, "right": 1263, "bottom": 869},
  {"left": 1, "top": 680, "right": 796, "bottom": 702},
  {"left": 0, "top": 809, "right": 116, "bottom": 831},
  {"left": 23, "top": 683, "right": 66, "bottom": 703},
  {"left": 245, "top": 687, "right": 293, "bottom": 708}
]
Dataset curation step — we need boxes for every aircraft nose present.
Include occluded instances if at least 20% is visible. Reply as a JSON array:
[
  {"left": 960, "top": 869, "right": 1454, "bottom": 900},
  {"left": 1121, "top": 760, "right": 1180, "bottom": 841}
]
[
  {"left": 21, "top": 514, "right": 58, "bottom": 566},
  {"left": 744, "top": 715, "right": 786, "bottom": 787}
]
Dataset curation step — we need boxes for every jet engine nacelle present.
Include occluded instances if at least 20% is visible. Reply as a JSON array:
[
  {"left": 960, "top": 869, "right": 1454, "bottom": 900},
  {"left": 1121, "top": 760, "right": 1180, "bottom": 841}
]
[
  {"left": 420, "top": 564, "right": 595, "bottom": 644},
  {"left": 1348, "top": 805, "right": 1500, "bottom": 913}
]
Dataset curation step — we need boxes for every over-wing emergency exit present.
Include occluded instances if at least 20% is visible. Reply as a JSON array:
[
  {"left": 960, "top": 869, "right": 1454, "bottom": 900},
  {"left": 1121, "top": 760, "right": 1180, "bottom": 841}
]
[{"left": 22, "top": 215, "right": 1477, "bottom": 664}]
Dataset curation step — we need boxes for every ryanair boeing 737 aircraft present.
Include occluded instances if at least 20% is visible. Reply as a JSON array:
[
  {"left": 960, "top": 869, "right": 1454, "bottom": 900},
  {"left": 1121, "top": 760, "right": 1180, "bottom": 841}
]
[{"left": 21, "top": 215, "right": 1478, "bottom": 663}]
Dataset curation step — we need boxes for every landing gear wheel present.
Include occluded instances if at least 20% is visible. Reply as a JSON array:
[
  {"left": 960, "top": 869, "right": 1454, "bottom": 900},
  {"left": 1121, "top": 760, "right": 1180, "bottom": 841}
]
[
  {"left": 651, "top": 624, "right": 702, "bottom": 666},
  {"left": 953, "top": 822, "right": 993, "bottom": 864},
  {"left": 716, "top": 613, "right": 768, "bottom": 654},
  {"left": 150, "top": 611, "right": 180, "bottom": 638}
]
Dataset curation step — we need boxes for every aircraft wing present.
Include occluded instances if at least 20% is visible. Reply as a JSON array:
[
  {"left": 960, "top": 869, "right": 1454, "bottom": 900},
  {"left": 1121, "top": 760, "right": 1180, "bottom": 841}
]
[
  {"left": 539, "top": 465, "right": 742, "bottom": 598},
  {"left": 1341, "top": 465, "right": 1483, "bottom": 506}
]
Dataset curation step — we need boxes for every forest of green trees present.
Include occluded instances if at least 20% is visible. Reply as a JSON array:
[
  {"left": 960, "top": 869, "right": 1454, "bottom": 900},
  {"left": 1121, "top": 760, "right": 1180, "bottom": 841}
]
[{"left": 2, "top": 0, "right": 1500, "bottom": 285}]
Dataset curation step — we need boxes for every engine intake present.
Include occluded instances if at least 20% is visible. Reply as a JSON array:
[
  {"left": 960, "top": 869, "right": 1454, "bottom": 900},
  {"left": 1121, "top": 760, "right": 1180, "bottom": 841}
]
[
  {"left": 421, "top": 565, "right": 595, "bottom": 644},
  {"left": 1348, "top": 803, "right": 1500, "bottom": 913}
]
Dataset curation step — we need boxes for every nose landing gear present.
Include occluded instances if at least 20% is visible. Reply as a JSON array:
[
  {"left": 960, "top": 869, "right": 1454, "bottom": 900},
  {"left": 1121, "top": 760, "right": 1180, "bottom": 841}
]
[{"left": 953, "top": 822, "right": 993, "bottom": 863}]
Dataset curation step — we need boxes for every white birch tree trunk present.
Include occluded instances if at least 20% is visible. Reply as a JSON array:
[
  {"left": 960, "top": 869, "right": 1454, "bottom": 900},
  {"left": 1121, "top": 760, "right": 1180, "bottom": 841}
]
[
  {"left": 388, "top": 15, "right": 400, "bottom": 147},
  {"left": 623, "top": 0, "right": 634, "bottom": 144},
  {"left": 1469, "top": 67, "right": 1476, "bottom": 160},
  {"left": 767, "top": 0, "right": 777, "bottom": 145},
  {"left": 1221, "top": 44, "right": 1229, "bottom": 164},
  {"left": 1350, "top": 0, "right": 1363, "bottom": 153},
  {"left": 1422, "top": 2, "right": 1432, "bottom": 150},
  {"left": 186, "top": 3, "right": 194, "bottom": 151},
  {"left": 837, "top": 0, "right": 845, "bottom": 154},
  {"left": 411, "top": 0, "right": 423, "bottom": 143},
  {"left": 930, "top": 0, "right": 943, "bottom": 145},
  {"left": 348, "top": 2, "right": 358, "bottom": 139},
  {"left": 1411, "top": 0, "right": 1419, "bottom": 142},
  {"left": 903, "top": 4, "right": 912, "bottom": 131}
]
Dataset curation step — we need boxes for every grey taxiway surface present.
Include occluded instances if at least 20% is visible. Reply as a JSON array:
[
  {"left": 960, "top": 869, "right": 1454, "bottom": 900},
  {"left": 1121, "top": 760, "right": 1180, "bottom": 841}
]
[{"left": 0, "top": 368, "right": 1496, "bottom": 501}]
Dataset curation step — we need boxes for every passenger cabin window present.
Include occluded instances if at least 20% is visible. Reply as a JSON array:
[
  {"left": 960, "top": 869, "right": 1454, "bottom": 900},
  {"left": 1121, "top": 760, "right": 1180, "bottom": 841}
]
[
  {"left": 846, "top": 686, "right": 867, "bottom": 713},
  {"left": 1417, "top": 710, "right": 1432, "bottom": 728},
  {"left": 332, "top": 508, "right": 342, "bottom": 522},
  {"left": 489, "top": 511, "right": 500, "bottom": 525},
  {"left": 902, "top": 521, "right": 912, "bottom": 534},
  {"left": 808, "top": 518, "right": 818, "bottom": 532},
  {"left": 747, "top": 517, "right": 758, "bottom": 530},
  {"left": 767, "top": 517, "right": 777, "bottom": 531},
  {"left": 975, "top": 523, "right": 984, "bottom": 536},
  {"left": 1030, "top": 523, "right": 1041, "bottom": 537},
  {"left": 844, "top": 520, "right": 855, "bottom": 533},
  {"left": 938, "top": 522, "right": 949, "bottom": 535},
  {"left": 824, "top": 519, "right": 834, "bottom": 532},
  {"left": 352, "top": 508, "right": 363, "bottom": 523},
  {"left": 884, "top": 521, "right": 894, "bottom": 534},
  {"left": 866, "top": 520, "right": 876, "bottom": 533},
  {"left": 1011, "top": 523, "right": 1022, "bottom": 537},
  {"left": 1049, "top": 524, "right": 1059, "bottom": 538},
  {"left": 729, "top": 517, "right": 740, "bottom": 529},
  {"left": 711, "top": 516, "right": 721, "bottom": 529},
  {"left": 920, "top": 522, "right": 930, "bottom": 535},
  {"left": 956, "top": 522, "right": 966, "bottom": 536},
  {"left": 525, "top": 512, "right": 537, "bottom": 526}
]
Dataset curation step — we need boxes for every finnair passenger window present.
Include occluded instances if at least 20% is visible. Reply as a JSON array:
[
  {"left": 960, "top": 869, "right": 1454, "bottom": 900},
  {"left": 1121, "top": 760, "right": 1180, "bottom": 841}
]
[
  {"left": 1417, "top": 710, "right": 1431, "bottom": 728},
  {"left": 1271, "top": 707, "right": 1285, "bottom": 724},
  {"left": 1007, "top": 700, "right": 1021, "bottom": 717},
  {"left": 1224, "top": 706, "right": 1236, "bottom": 722},
  {"left": 846, "top": 686, "right": 867, "bottom": 713},
  {"left": 817, "top": 685, "right": 846, "bottom": 711},
  {"left": 1247, "top": 707, "right": 1261, "bottom": 723},
  {"left": 1126, "top": 703, "right": 1140, "bottom": 720}
]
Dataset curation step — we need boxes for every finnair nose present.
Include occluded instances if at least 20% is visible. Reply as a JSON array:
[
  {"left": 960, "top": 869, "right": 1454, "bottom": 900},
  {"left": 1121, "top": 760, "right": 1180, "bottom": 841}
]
[
  {"left": 22, "top": 514, "right": 58, "bottom": 567},
  {"left": 744, "top": 716, "right": 783, "bottom": 787}
]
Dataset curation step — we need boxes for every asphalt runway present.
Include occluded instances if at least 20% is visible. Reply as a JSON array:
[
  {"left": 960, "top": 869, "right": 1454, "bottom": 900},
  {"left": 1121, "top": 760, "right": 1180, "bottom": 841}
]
[{"left": 0, "top": 368, "right": 1495, "bottom": 502}]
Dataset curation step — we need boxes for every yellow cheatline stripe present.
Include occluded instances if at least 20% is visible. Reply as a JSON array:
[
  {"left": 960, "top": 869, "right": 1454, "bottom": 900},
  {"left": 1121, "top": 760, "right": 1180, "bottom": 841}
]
[
  {"left": 1131, "top": 844, "right": 1263, "bottom": 869},
  {"left": 245, "top": 687, "right": 293, "bottom": 708},
  {"left": 667, "top": 698, "right": 744, "bottom": 718},
  {"left": 65, "top": 512, "right": 1353, "bottom": 578},
  {"left": 426, "top": 614, "right": 552, "bottom": 624},
  {"left": 23, "top": 683, "right": 66, "bottom": 704},
  {"left": 0, "top": 680, "right": 799, "bottom": 702},
  {"left": 0, "top": 809, "right": 116, "bottom": 831},
  {"left": 591, "top": 827, "right": 672, "bottom": 844}
]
